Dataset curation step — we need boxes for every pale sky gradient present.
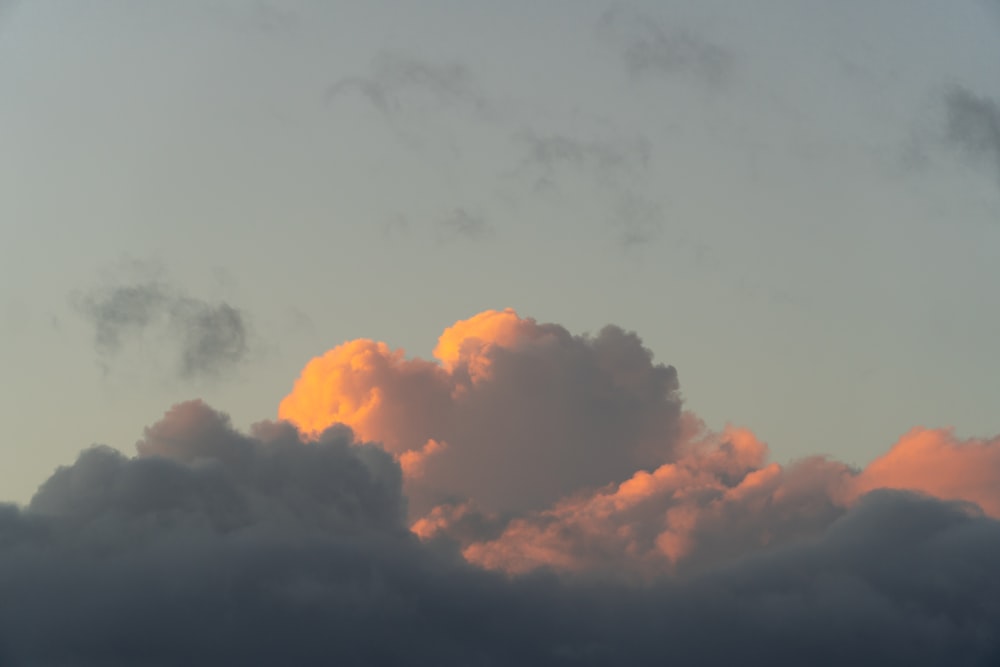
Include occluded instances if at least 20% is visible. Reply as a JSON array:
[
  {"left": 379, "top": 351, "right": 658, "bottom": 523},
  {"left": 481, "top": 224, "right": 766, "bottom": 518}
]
[{"left": 1, "top": 0, "right": 998, "bottom": 504}]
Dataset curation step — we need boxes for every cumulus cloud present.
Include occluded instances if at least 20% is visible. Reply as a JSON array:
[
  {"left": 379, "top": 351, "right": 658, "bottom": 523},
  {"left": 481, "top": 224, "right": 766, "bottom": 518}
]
[
  {"left": 945, "top": 85, "right": 1000, "bottom": 187},
  {"left": 440, "top": 423, "right": 852, "bottom": 578},
  {"left": 279, "top": 309, "right": 683, "bottom": 513},
  {"left": 441, "top": 422, "right": 1000, "bottom": 580},
  {"left": 273, "top": 310, "right": 1000, "bottom": 584},
  {"left": 5, "top": 312, "right": 1000, "bottom": 662},
  {"left": 855, "top": 427, "right": 1000, "bottom": 516},
  {"left": 75, "top": 277, "right": 250, "bottom": 380},
  {"left": 1, "top": 399, "right": 1000, "bottom": 664}
]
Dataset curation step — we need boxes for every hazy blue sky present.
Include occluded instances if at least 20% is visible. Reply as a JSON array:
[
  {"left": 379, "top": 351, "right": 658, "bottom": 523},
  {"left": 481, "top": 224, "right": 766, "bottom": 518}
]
[{"left": 1, "top": 0, "right": 998, "bottom": 503}]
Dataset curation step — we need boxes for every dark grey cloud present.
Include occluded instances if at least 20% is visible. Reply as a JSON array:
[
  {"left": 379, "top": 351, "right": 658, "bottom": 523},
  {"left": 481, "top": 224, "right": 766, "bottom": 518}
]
[
  {"left": 597, "top": 6, "right": 734, "bottom": 86},
  {"left": 0, "top": 401, "right": 998, "bottom": 665},
  {"left": 945, "top": 86, "right": 1000, "bottom": 187},
  {"left": 75, "top": 277, "right": 250, "bottom": 380}
]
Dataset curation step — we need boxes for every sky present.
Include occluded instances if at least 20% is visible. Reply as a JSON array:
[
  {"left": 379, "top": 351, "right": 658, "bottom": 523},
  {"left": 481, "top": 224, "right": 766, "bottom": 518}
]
[{"left": 1, "top": 1, "right": 1000, "bottom": 664}]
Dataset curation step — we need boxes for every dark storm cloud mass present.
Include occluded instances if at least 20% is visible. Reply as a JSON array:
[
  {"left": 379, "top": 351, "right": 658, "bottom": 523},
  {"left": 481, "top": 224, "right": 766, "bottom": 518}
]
[
  {"left": 0, "top": 401, "right": 999, "bottom": 665},
  {"left": 945, "top": 86, "right": 1000, "bottom": 187},
  {"left": 75, "top": 279, "right": 250, "bottom": 380}
]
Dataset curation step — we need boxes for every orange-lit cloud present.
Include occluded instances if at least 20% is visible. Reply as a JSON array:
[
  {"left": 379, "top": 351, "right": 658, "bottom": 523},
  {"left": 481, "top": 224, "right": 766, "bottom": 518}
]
[
  {"left": 279, "top": 309, "right": 684, "bottom": 513},
  {"left": 853, "top": 427, "right": 1000, "bottom": 516},
  {"left": 459, "top": 425, "right": 853, "bottom": 577},
  {"left": 432, "top": 307, "right": 536, "bottom": 381},
  {"left": 278, "top": 339, "right": 450, "bottom": 453},
  {"left": 453, "top": 424, "right": 1000, "bottom": 577},
  {"left": 398, "top": 439, "right": 448, "bottom": 479},
  {"left": 277, "top": 310, "right": 1000, "bottom": 579}
]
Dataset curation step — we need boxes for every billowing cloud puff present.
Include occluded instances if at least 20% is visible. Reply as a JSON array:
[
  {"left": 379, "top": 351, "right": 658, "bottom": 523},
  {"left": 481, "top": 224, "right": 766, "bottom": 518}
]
[
  {"left": 6, "top": 313, "right": 1000, "bottom": 663},
  {"left": 277, "top": 310, "right": 1000, "bottom": 581},
  {"left": 279, "top": 309, "right": 683, "bottom": 513},
  {"left": 447, "top": 424, "right": 854, "bottom": 577},
  {"left": 854, "top": 427, "right": 1000, "bottom": 516},
  {"left": 32, "top": 400, "right": 406, "bottom": 536},
  {"left": 445, "top": 423, "right": 1000, "bottom": 578},
  {"left": 2, "top": 401, "right": 1000, "bottom": 664}
]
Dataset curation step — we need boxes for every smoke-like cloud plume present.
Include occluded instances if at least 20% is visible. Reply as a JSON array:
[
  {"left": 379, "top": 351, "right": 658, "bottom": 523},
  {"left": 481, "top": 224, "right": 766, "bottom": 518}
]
[
  {"left": 597, "top": 6, "right": 734, "bottom": 86},
  {"left": 75, "top": 277, "right": 250, "bottom": 380},
  {"left": 327, "top": 52, "right": 491, "bottom": 117},
  {"left": 945, "top": 85, "right": 1000, "bottom": 187}
]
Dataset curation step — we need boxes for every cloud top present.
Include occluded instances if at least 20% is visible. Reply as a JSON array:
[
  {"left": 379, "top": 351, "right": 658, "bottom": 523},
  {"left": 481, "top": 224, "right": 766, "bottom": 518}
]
[{"left": 280, "top": 309, "right": 683, "bottom": 513}]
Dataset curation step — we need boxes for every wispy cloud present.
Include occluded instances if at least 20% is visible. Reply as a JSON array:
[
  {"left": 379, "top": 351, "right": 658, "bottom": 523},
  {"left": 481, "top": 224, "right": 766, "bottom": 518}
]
[
  {"left": 74, "top": 266, "right": 251, "bottom": 380},
  {"left": 327, "top": 52, "right": 491, "bottom": 116},
  {"left": 945, "top": 85, "right": 1000, "bottom": 188},
  {"left": 612, "top": 192, "right": 665, "bottom": 247},
  {"left": 435, "top": 208, "right": 494, "bottom": 243},
  {"left": 597, "top": 6, "right": 734, "bottom": 86}
]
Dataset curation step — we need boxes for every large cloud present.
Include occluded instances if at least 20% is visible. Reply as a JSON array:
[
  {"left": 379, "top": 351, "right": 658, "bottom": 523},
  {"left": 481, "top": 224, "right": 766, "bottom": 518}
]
[
  {"left": 439, "top": 422, "right": 1000, "bottom": 579},
  {"left": 279, "top": 309, "right": 684, "bottom": 513},
  {"left": 1, "top": 401, "right": 999, "bottom": 665},
  {"left": 276, "top": 309, "right": 1000, "bottom": 580}
]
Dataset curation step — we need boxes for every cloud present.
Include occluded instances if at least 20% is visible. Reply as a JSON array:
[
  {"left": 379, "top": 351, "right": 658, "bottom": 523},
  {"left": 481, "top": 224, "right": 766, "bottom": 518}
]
[
  {"left": 504, "top": 128, "right": 663, "bottom": 248},
  {"left": 279, "top": 309, "right": 684, "bottom": 513},
  {"left": 514, "top": 130, "right": 651, "bottom": 180},
  {"left": 597, "top": 6, "right": 734, "bottom": 86},
  {"left": 1, "top": 400, "right": 999, "bottom": 664},
  {"left": 276, "top": 308, "right": 1000, "bottom": 587},
  {"left": 445, "top": 422, "right": 1000, "bottom": 580},
  {"left": 612, "top": 193, "right": 665, "bottom": 246},
  {"left": 945, "top": 86, "right": 1000, "bottom": 187},
  {"left": 326, "top": 52, "right": 490, "bottom": 116},
  {"left": 449, "top": 423, "right": 854, "bottom": 578},
  {"left": 435, "top": 208, "right": 494, "bottom": 242},
  {"left": 855, "top": 427, "right": 1000, "bottom": 516},
  {"left": 74, "top": 275, "right": 250, "bottom": 380},
  {"left": 508, "top": 130, "right": 656, "bottom": 220},
  {"left": 278, "top": 309, "right": 1000, "bottom": 547}
]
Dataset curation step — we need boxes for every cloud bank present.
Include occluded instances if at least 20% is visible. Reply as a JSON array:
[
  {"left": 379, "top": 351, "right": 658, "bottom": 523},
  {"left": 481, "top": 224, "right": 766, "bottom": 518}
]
[{"left": 3, "top": 311, "right": 1000, "bottom": 664}]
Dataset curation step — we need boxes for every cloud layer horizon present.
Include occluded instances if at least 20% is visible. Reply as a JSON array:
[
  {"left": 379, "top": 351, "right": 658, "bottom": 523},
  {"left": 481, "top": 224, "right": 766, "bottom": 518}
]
[{"left": 3, "top": 310, "right": 999, "bottom": 665}]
